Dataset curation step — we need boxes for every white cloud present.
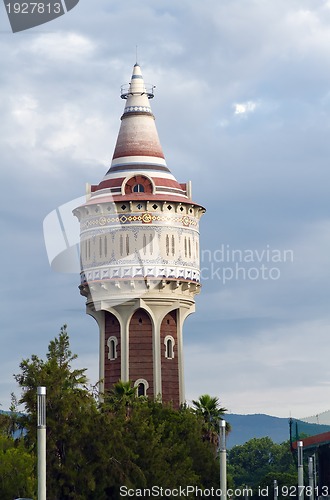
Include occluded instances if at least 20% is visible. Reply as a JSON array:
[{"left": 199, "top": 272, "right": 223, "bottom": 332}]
[
  {"left": 9, "top": 94, "right": 40, "bottom": 147},
  {"left": 233, "top": 100, "right": 258, "bottom": 115},
  {"left": 283, "top": 8, "right": 330, "bottom": 55},
  {"left": 28, "top": 32, "right": 96, "bottom": 61}
]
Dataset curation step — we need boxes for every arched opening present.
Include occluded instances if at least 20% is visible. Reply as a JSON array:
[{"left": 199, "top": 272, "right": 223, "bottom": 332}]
[
  {"left": 134, "top": 378, "right": 149, "bottom": 397},
  {"left": 107, "top": 336, "right": 118, "bottom": 360},
  {"left": 167, "top": 338, "right": 173, "bottom": 359},
  {"left": 124, "top": 175, "right": 153, "bottom": 194},
  {"left": 133, "top": 184, "right": 145, "bottom": 193},
  {"left": 138, "top": 382, "right": 145, "bottom": 397},
  {"left": 164, "top": 335, "right": 175, "bottom": 359},
  {"left": 110, "top": 339, "right": 115, "bottom": 359}
]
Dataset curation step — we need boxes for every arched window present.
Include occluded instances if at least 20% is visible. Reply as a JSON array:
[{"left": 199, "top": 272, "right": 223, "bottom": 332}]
[
  {"left": 133, "top": 184, "right": 145, "bottom": 193},
  {"left": 164, "top": 335, "right": 175, "bottom": 359},
  {"left": 167, "top": 339, "right": 173, "bottom": 358},
  {"left": 134, "top": 378, "right": 149, "bottom": 397},
  {"left": 125, "top": 175, "right": 153, "bottom": 194},
  {"left": 137, "top": 383, "right": 145, "bottom": 397},
  {"left": 107, "top": 336, "right": 118, "bottom": 361}
]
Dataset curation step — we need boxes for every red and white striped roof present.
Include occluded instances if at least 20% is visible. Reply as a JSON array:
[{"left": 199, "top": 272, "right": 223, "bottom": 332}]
[{"left": 88, "top": 64, "right": 195, "bottom": 205}]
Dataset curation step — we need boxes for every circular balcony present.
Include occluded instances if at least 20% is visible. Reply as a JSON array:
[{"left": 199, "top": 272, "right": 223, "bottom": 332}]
[{"left": 120, "top": 84, "right": 155, "bottom": 99}]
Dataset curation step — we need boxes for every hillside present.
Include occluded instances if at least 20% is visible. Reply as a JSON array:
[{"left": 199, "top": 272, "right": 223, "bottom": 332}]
[{"left": 225, "top": 413, "right": 330, "bottom": 448}]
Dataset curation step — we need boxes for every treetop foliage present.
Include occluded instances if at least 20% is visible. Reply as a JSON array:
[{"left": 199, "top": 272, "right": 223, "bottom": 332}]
[{"left": 228, "top": 437, "right": 297, "bottom": 498}]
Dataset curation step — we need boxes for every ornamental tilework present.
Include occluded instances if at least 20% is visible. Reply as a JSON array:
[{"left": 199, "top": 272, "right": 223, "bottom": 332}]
[
  {"left": 80, "top": 213, "right": 198, "bottom": 230},
  {"left": 124, "top": 106, "right": 152, "bottom": 114}
]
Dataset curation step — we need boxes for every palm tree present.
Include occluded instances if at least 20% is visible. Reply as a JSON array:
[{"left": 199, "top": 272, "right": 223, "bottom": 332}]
[
  {"left": 105, "top": 380, "right": 137, "bottom": 417},
  {"left": 192, "top": 394, "right": 230, "bottom": 446}
]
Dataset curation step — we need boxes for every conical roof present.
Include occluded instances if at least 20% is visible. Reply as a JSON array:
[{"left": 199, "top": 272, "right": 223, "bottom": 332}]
[
  {"left": 87, "top": 64, "right": 195, "bottom": 205},
  {"left": 111, "top": 63, "right": 165, "bottom": 164}
]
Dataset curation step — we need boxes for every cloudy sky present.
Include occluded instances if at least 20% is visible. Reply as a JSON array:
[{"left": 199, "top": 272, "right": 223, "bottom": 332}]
[{"left": 1, "top": 0, "right": 330, "bottom": 420}]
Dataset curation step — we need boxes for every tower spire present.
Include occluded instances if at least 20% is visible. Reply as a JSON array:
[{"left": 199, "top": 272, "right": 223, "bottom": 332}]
[
  {"left": 89, "top": 64, "right": 196, "bottom": 204},
  {"left": 74, "top": 63, "right": 205, "bottom": 408},
  {"left": 112, "top": 63, "right": 163, "bottom": 167}
]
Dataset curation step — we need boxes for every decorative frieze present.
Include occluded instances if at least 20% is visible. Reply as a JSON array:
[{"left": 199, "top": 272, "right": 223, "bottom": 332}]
[{"left": 81, "top": 264, "right": 200, "bottom": 284}]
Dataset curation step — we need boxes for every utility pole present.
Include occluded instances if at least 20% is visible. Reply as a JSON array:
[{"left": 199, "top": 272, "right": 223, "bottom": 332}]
[
  {"left": 37, "top": 386, "right": 46, "bottom": 500},
  {"left": 219, "top": 419, "right": 227, "bottom": 500}
]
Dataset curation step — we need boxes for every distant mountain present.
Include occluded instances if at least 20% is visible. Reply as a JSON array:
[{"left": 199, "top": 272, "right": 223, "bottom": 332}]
[{"left": 225, "top": 413, "right": 330, "bottom": 448}]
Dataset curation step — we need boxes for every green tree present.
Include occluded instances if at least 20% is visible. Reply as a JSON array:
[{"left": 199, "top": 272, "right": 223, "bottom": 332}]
[
  {"left": 192, "top": 394, "right": 230, "bottom": 445},
  {"left": 0, "top": 411, "right": 12, "bottom": 438},
  {"left": 0, "top": 402, "right": 36, "bottom": 498},
  {"left": 14, "top": 325, "right": 101, "bottom": 499},
  {"left": 0, "top": 435, "right": 36, "bottom": 498},
  {"left": 117, "top": 397, "right": 220, "bottom": 492},
  {"left": 228, "top": 437, "right": 296, "bottom": 497},
  {"left": 105, "top": 380, "right": 137, "bottom": 416},
  {"left": 13, "top": 327, "right": 223, "bottom": 499}
]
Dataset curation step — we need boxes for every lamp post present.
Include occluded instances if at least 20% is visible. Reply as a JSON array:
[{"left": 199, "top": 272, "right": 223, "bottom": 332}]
[
  {"left": 297, "top": 441, "right": 304, "bottom": 500},
  {"left": 37, "top": 386, "right": 46, "bottom": 500},
  {"left": 219, "top": 419, "right": 227, "bottom": 500},
  {"left": 308, "top": 456, "right": 314, "bottom": 500}
]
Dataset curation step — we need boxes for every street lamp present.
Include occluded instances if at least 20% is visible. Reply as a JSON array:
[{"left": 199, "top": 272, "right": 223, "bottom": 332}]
[
  {"left": 219, "top": 419, "right": 227, "bottom": 500},
  {"left": 37, "top": 386, "right": 46, "bottom": 500},
  {"left": 308, "top": 456, "right": 314, "bottom": 500},
  {"left": 297, "top": 441, "right": 304, "bottom": 500}
]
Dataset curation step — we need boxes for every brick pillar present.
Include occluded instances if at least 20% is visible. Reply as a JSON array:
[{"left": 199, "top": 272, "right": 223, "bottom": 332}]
[
  {"left": 104, "top": 312, "right": 121, "bottom": 392},
  {"left": 129, "top": 309, "right": 154, "bottom": 397},
  {"left": 160, "top": 310, "right": 180, "bottom": 408}
]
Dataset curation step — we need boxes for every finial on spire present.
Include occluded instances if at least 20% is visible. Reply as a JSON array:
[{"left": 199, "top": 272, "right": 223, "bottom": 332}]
[
  {"left": 120, "top": 63, "right": 155, "bottom": 99},
  {"left": 135, "top": 45, "right": 138, "bottom": 65}
]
